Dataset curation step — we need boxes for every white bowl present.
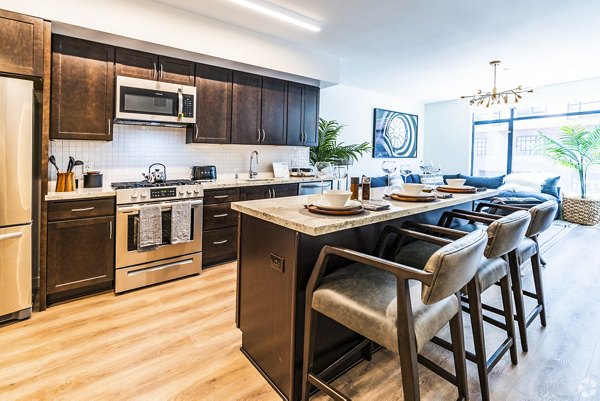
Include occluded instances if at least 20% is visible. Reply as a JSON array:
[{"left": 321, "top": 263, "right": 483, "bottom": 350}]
[
  {"left": 322, "top": 190, "right": 352, "bottom": 207},
  {"left": 401, "top": 183, "right": 425, "bottom": 195},
  {"left": 446, "top": 178, "right": 467, "bottom": 188}
]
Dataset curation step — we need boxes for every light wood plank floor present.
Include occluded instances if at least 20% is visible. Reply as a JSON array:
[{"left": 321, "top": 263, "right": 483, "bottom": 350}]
[{"left": 1, "top": 225, "right": 599, "bottom": 400}]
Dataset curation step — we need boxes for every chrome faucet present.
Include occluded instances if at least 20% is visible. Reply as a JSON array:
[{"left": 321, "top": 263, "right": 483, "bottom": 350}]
[{"left": 249, "top": 150, "right": 259, "bottom": 178}]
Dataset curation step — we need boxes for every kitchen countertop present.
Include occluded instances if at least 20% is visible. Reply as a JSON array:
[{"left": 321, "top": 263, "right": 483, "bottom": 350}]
[
  {"left": 231, "top": 188, "right": 500, "bottom": 236},
  {"left": 45, "top": 176, "right": 325, "bottom": 201}
]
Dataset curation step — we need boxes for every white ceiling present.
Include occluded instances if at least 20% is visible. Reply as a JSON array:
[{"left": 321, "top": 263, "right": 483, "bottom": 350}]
[{"left": 154, "top": 0, "right": 600, "bottom": 103}]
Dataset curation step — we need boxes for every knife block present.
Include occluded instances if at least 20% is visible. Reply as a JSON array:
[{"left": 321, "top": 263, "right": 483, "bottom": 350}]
[{"left": 56, "top": 172, "right": 76, "bottom": 192}]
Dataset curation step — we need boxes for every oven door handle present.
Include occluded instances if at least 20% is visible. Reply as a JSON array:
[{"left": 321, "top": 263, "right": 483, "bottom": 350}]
[{"left": 118, "top": 200, "right": 203, "bottom": 214}]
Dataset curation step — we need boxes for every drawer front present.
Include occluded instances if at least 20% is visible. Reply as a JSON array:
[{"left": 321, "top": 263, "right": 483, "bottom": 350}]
[
  {"left": 203, "top": 226, "right": 238, "bottom": 267},
  {"left": 48, "top": 198, "right": 115, "bottom": 221},
  {"left": 203, "top": 203, "right": 238, "bottom": 230},
  {"left": 204, "top": 188, "right": 240, "bottom": 205}
]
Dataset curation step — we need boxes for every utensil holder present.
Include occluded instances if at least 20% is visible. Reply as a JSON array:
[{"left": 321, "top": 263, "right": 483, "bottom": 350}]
[{"left": 56, "top": 172, "right": 76, "bottom": 192}]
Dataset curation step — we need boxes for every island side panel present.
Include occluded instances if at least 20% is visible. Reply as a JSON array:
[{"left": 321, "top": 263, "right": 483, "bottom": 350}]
[{"left": 238, "top": 214, "right": 299, "bottom": 399}]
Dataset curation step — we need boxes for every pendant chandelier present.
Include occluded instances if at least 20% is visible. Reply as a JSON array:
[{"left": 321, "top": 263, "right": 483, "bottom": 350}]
[{"left": 461, "top": 60, "right": 533, "bottom": 107}]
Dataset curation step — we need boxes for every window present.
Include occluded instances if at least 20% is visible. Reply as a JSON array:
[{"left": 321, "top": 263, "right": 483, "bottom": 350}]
[
  {"left": 514, "top": 135, "right": 542, "bottom": 155},
  {"left": 473, "top": 137, "right": 489, "bottom": 156}
]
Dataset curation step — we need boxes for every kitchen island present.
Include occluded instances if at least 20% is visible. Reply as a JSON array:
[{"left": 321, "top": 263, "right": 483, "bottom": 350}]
[{"left": 231, "top": 189, "right": 498, "bottom": 401}]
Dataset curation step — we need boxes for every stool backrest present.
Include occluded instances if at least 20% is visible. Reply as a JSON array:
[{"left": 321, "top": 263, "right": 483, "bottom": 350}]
[
  {"left": 526, "top": 200, "right": 558, "bottom": 237},
  {"left": 422, "top": 229, "right": 487, "bottom": 304},
  {"left": 485, "top": 210, "right": 531, "bottom": 259}
]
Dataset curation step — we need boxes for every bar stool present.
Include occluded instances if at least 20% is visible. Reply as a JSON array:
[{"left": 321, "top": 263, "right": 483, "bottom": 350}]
[
  {"left": 302, "top": 229, "right": 488, "bottom": 401},
  {"left": 395, "top": 211, "right": 531, "bottom": 401},
  {"left": 447, "top": 200, "right": 558, "bottom": 352}
]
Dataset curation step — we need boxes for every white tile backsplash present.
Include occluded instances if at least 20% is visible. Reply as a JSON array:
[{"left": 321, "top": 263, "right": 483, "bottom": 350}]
[{"left": 49, "top": 124, "right": 309, "bottom": 184}]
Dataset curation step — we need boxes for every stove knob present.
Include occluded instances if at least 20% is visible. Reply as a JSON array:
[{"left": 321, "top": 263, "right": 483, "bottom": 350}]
[
  {"left": 140, "top": 191, "right": 147, "bottom": 198},
  {"left": 194, "top": 188, "right": 200, "bottom": 194},
  {"left": 131, "top": 192, "right": 138, "bottom": 199},
  {"left": 186, "top": 189, "right": 193, "bottom": 195},
  {"left": 179, "top": 189, "right": 185, "bottom": 195}
]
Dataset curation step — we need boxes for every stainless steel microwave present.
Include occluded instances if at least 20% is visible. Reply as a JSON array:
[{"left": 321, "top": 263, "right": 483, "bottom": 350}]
[{"left": 115, "top": 76, "right": 196, "bottom": 125}]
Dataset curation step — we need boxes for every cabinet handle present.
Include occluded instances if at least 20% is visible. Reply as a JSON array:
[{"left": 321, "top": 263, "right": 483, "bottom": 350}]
[
  {"left": 272, "top": 188, "right": 276, "bottom": 198},
  {"left": 302, "top": 132, "right": 306, "bottom": 143},
  {"left": 257, "top": 129, "right": 261, "bottom": 143},
  {"left": 261, "top": 129, "right": 266, "bottom": 142},
  {"left": 213, "top": 240, "right": 228, "bottom": 245},
  {"left": 71, "top": 207, "right": 95, "bottom": 212},
  {"left": 194, "top": 124, "right": 199, "bottom": 138},
  {"left": 0, "top": 232, "right": 23, "bottom": 241},
  {"left": 213, "top": 213, "right": 228, "bottom": 218},
  {"left": 109, "top": 221, "right": 113, "bottom": 240},
  {"left": 107, "top": 118, "right": 112, "bottom": 136},
  {"left": 153, "top": 62, "right": 157, "bottom": 79},
  {"left": 213, "top": 195, "right": 229, "bottom": 199},
  {"left": 160, "top": 64, "right": 164, "bottom": 80}
]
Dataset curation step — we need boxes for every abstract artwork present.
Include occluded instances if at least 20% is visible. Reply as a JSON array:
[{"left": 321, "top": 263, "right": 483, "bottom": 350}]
[{"left": 372, "top": 108, "right": 418, "bottom": 158}]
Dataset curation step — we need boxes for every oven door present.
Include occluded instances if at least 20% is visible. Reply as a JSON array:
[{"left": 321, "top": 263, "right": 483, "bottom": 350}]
[{"left": 116, "top": 200, "right": 203, "bottom": 268}]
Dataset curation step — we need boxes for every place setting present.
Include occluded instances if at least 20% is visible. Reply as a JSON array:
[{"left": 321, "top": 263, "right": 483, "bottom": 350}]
[
  {"left": 435, "top": 178, "right": 478, "bottom": 194},
  {"left": 384, "top": 183, "right": 439, "bottom": 202}
]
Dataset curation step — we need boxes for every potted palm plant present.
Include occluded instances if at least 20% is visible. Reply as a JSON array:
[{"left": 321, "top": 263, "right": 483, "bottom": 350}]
[
  {"left": 309, "top": 118, "right": 371, "bottom": 165},
  {"left": 538, "top": 125, "right": 600, "bottom": 225}
]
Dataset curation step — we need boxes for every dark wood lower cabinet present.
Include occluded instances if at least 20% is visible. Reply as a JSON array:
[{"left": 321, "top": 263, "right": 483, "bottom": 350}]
[
  {"left": 241, "top": 183, "right": 298, "bottom": 201},
  {"left": 202, "top": 226, "right": 238, "bottom": 267},
  {"left": 46, "top": 199, "right": 115, "bottom": 303}
]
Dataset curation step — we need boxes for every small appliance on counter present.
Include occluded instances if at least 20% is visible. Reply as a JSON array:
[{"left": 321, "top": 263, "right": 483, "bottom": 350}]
[
  {"left": 191, "top": 165, "right": 217, "bottom": 181},
  {"left": 290, "top": 167, "right": 315, "bottom": 177},
  {"left": 83, "top": 171, "right": 103, "bottom": 188}
]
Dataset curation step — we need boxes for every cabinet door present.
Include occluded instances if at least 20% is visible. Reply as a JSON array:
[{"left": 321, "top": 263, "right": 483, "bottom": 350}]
[
  {"left": 115, "top": 47, "right": 157, "bottom": 80},
  {"left": 158, "top": 55, "right": 194, "bottom": 85},
  {"left": 0, "top": 9, "right": 43, "bottom": 76},
  {"left": 203, "top": 226, "right": 238, "bottom": 267},
  {"left": 187, "top": 64, "right": 232, "bottom": 144},
  {"left": 51, "top": 35, "right": 115, "bottom": 140},
  {"left": 260, "top": 77, "right": 287, "bottom": 145},
  {"left": 203, "top": 203, "right": 238, "bottom": 230},
  {"left": 47, "top": 216, "right": 115, "bottom": 294},
  {"left": 302, "top": 85, "right": 320, "bottom": 146},
  {"left": 272, "top": 184, "right": 298, "bottom": 198},
  {"left": 286, "top": 82, "right": 304, "bottom": 146},
  {"left": 231, "top": 71, "right": 261, "bottom": 144},
  {"left": 241, "top": 185, "right": 271, "bottom": 201}
]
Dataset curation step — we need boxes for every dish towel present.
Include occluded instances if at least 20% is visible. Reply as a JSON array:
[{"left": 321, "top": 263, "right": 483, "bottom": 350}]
[
  {"left": 171, "top": 201, "right": 192, "bottom": 244},
  {"left": 137, "top": 204, "right": 162, "bottom": 252}
]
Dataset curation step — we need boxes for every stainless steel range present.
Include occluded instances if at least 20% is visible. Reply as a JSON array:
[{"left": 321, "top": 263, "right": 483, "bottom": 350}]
[{"left": 112, "top": 179, "right": 203, "bottom": 293}]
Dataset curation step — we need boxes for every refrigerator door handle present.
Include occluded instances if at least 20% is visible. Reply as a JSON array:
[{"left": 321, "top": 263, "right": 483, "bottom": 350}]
[{"left": 0, "top": 232, "right": 23, "bottom": 241}]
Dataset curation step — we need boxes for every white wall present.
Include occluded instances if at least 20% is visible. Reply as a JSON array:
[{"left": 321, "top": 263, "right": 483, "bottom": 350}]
[
  {"left": 319, "top": 84, "right": 424, "bottom": 178},
  {"left": 0, "top": 0, "right": 339, "bottom": 85},
  {"left": 424, "top": 100, "right": 472, "bottom": 174}
]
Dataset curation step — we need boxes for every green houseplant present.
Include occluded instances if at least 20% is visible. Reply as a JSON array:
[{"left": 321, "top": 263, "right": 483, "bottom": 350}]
[
  {"left": 538, "top": 124, "right": 600, "bottom": 225},
  {"left": 309, "top": 118, "right": 371, "bottom": 165}
]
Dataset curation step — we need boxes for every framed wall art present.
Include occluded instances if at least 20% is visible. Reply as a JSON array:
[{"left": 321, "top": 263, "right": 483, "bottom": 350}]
[{"left": 372, "top": 108, "right": 418, "bottom": 158}]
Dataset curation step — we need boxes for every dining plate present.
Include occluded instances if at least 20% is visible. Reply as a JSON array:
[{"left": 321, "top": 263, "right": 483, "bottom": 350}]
[
  {"left": 313, "top": 199, "right": 362, "bottom": 211},
  {"left": 307, "top": 204, "right": 364, "bottom": 216},
  {"left": 436, "top": 185, "right": 477, "bottom": 194},
  {"left": 388, "top": 190, "right": 435, "bottom": 199}
]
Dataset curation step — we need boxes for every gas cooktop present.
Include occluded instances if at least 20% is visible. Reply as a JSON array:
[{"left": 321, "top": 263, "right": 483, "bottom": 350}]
[{"left": 111, "top": 179, "right": 198, "bottom": 190}]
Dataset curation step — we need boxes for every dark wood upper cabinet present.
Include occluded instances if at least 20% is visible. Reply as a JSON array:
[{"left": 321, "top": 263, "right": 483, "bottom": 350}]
[
  {"left": 51, "top": 35, "right": 115, "bottom": 140},
  {"left": 186, "top": 63, "right": 232, "bottom": 144},
  {"left": 159, "top": 55, "right": 194, "bottom": 85},
  {"left": 231, "top": 71, "right": 286, "bottom": 145},
  {"left": 286, "top": 82, "right": 319, "bottom": 146},
  {"left": 260, "top": 77, "right": 287, "bottom": 145},
  {"left": 0, "top": 9, "right": 43, "bottom": 77},
  {"left": 115, "top": 48, "right": 194, "bottom": 85},
  {"left": 115, "top": 47, "right": 157, "bottom": 80},
  {"left": 232, "top": 71, "right": 262, "bottom": 144}
]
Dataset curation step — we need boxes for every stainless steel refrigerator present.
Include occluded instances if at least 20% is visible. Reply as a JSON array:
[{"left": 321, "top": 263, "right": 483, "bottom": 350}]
[{"left": 0, "top": 76, "right": 33, "bottom": 322}]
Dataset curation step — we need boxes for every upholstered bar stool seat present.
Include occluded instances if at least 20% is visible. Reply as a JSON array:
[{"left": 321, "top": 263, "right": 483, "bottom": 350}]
[
  {"left": 516, "top": 237, "right": 537, "bottom": 263},
  {"left": 313, "top": 265, "right": 459, "bottom": 353}
]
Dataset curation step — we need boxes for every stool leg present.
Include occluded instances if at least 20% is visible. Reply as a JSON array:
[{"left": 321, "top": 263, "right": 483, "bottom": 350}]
[
  {"left": 302, "top": 308, "right": 319, "bottom": 401},
  {"left": 450, "top": 305, "right": 469, "bottom": 401},
  {"left": 509, "top": 252, "right": 528, "bottom": 352},
  {"left": 500, "top": 274, "right": 518, "bottom": 365},
  {"left": 466, "top": 280, "right": 489, "bottom": 401},
  {"left": 531, "top": 252, "right": 547, "bottom": 327}
]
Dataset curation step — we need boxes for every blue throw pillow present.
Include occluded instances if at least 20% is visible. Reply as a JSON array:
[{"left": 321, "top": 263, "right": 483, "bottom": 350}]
[
  {"left": 405, "top": 173, "right": 421, "bottom": 183},
  {"left": 458, "top": 174, "right": 505, "bottom": 189},
  {"left": 370, "top": 176, "right": 389, "bottom": 188},
  {"left": 540, "top": 176, "right": 560, "bottom": 198}
]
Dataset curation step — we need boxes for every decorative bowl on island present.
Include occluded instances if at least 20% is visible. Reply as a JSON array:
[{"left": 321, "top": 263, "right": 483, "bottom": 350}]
[{"left": 322, "top": 190, "right": 352, "bottom": 207}]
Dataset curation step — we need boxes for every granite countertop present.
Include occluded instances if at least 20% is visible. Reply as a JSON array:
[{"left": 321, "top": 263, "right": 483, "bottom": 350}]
[
  {"left": 231, "top": 189, "right": 500, "bottom": 236},
  {"left": 45, "top": 176, "right": 325, "bottom": 201}
]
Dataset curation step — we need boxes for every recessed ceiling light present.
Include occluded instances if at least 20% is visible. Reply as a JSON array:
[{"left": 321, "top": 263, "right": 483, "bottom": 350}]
[{"left": 229, "top": 0, "right": 322, "bottom": 32}]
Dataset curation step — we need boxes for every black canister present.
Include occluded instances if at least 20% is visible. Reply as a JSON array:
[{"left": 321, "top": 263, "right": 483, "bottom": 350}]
[{"left": 83, "top": 173, "right": 103, "bottom": 188}]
